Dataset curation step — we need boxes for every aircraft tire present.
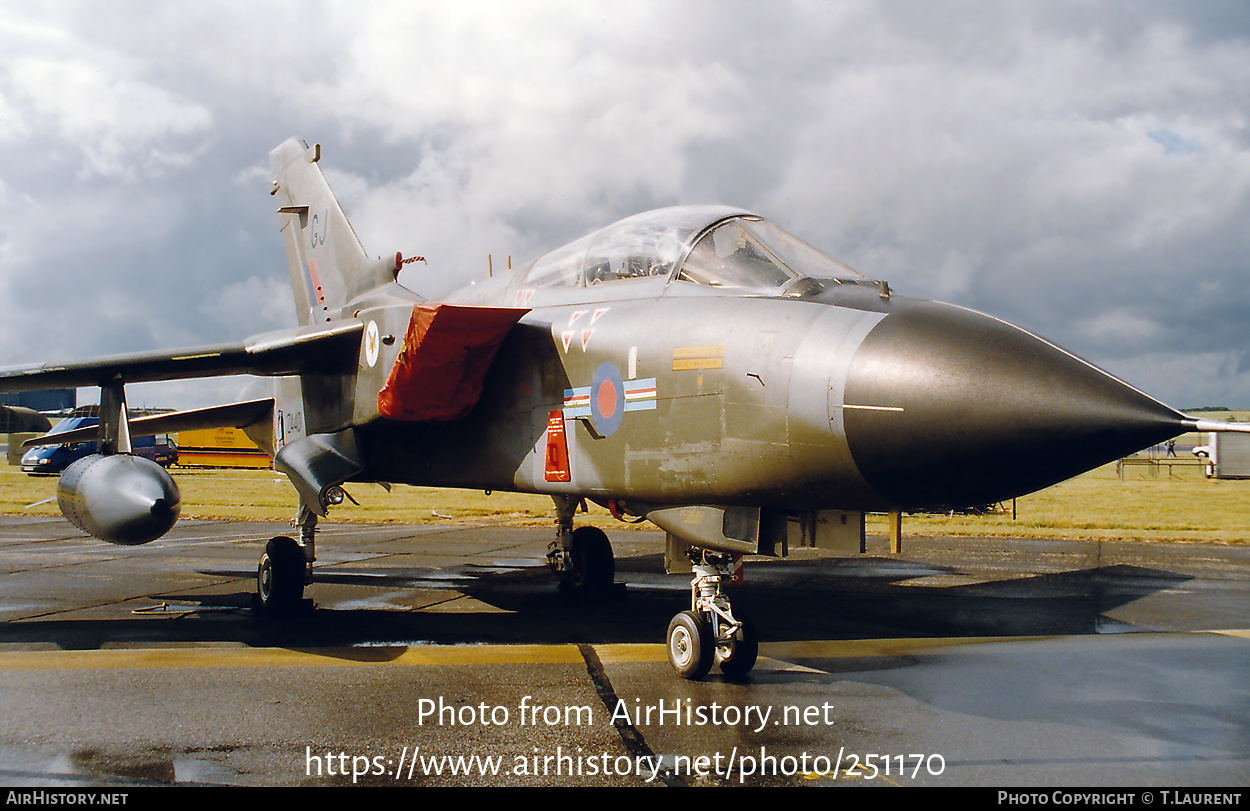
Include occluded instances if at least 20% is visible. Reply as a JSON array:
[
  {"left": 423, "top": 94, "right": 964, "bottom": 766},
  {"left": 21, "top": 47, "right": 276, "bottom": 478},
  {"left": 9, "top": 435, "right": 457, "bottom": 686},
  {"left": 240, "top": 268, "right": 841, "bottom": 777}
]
[
  {"left": 257, "top": 535, "right": 304, "bottom": 614},
  {"left": 667, "top": 610, "right": 713, "bottom": 679},
  {"left": 716, "top": 610, "right": 758, "bottom": 679},
  {"left": 563, "top": 526, "right": 614, "bottom": 596}
]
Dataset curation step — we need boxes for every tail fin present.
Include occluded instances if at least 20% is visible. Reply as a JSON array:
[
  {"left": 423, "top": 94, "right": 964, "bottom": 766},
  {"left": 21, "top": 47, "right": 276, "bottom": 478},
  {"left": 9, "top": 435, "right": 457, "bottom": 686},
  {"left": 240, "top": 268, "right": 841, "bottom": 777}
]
[{"left": 269, "top": 138, "right": 397, "bottom": 325}]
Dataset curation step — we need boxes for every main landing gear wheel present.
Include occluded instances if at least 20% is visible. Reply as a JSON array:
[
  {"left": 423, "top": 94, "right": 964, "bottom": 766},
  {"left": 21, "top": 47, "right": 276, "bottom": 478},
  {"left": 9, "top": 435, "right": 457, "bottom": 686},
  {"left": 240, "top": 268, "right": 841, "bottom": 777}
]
[
  {"left": 257, "top": 535, "right": 304, "bottom": 614},
  {"left": 561, "top": 526, "right": 615, "bottom": 597},
  {"left": 667, "top": 610, "right": 714, "bottom": 680}
]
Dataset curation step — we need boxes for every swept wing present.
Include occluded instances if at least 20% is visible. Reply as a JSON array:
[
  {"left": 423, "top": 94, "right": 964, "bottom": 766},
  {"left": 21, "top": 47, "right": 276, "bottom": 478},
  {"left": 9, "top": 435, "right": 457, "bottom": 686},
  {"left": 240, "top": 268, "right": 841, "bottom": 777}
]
[{"left": 0, "top": 321, "right": 362, "bottom": 393}]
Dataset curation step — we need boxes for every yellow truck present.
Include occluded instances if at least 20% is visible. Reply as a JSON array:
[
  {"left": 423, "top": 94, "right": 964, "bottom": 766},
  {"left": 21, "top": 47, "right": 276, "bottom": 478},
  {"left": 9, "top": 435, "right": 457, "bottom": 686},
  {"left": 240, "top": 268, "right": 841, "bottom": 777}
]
[{"left": 177, "top": 427, "right": 271, "bottom": 469}]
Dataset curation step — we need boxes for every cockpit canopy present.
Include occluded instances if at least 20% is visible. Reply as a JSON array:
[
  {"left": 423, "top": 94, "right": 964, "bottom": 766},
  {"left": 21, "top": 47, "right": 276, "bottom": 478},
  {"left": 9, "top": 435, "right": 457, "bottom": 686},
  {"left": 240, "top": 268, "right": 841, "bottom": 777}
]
[{"left": 523, "top": 206, "right": 865, "bottom": 291}]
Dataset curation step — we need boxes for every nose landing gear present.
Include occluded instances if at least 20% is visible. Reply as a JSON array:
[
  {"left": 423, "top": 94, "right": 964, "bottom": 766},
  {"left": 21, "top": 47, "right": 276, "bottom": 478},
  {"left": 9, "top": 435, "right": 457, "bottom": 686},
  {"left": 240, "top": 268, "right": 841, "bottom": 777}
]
[{"left": 666, "top": 551, "right": 757, "bottom": 679}]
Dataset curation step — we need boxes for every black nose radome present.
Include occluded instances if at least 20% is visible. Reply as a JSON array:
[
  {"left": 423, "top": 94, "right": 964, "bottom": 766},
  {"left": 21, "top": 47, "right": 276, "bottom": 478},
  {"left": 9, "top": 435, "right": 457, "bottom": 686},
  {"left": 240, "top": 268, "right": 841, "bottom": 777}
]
[{"left": 843, "top": 301, "right": 1186, "bottom": 509}]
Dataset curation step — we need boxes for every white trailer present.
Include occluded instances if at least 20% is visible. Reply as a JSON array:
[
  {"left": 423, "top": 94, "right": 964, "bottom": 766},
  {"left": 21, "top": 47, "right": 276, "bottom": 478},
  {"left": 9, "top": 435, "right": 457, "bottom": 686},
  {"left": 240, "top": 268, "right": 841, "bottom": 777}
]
[{"left": 1205, "top": 431, "right": 1250, "bottom": 479}]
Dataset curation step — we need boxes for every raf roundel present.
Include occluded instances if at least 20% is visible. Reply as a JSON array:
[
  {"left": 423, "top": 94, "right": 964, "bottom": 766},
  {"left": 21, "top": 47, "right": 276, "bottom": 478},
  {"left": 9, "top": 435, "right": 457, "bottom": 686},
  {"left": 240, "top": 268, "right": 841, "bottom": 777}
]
[{"left": 589, "top": 362, "right": 626, "bottom": 437}]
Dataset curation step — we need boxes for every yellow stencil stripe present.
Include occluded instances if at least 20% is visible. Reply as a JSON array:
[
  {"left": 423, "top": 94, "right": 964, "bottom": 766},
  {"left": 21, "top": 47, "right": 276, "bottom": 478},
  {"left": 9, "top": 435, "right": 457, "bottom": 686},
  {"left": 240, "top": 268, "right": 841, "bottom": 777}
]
[{"left": 672, "top": 344, "right": 725, "bottom": 371}]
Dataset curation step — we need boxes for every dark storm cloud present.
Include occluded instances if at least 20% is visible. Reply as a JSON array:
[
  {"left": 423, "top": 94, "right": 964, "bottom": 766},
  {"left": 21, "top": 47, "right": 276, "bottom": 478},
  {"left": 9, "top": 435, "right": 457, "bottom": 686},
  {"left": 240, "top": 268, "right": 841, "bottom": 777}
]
[{"left": 1, "top": 1, "right": 1247, "bottom": 408}]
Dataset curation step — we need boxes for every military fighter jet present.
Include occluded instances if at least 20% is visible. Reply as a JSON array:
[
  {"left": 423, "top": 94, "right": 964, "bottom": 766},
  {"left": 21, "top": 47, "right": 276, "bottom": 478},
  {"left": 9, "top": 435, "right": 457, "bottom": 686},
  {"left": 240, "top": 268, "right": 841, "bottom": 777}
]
[{"left": 2, "top": 138, "right": 1245, "bottom": 679}]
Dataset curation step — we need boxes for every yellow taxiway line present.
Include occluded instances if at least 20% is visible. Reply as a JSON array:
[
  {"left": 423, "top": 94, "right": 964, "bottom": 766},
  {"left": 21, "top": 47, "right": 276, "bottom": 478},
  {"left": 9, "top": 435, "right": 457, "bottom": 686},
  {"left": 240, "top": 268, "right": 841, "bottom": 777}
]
[{"left": 0, "top": 644, "right": 587, "bottom": 671}]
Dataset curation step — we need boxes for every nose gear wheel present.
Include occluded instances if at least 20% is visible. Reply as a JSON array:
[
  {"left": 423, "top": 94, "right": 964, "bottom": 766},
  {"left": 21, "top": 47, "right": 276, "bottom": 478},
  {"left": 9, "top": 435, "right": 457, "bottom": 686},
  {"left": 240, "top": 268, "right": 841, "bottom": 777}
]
[{"left": 665, "top": 551, "right": 757, "bottom": 679}]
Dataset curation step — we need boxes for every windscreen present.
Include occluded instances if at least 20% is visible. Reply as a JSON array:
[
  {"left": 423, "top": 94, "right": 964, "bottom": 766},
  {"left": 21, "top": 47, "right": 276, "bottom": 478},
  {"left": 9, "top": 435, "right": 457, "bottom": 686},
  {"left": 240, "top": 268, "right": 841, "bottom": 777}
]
[{"left": 678, "top": 217, "right": 865, "bottom": 289}]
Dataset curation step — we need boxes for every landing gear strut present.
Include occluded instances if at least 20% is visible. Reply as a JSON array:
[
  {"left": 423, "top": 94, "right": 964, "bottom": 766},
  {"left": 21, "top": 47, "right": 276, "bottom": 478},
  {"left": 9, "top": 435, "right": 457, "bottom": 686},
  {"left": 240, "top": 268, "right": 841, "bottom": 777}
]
[
  {"left": 666, "top": 550, "right": 757, "bottom": 679},
  {"left": 547, "top": 496, "right": 615, "bottom": 598},
  {"left": 256, "top": 505, "right": 315, "bottom": 614}
]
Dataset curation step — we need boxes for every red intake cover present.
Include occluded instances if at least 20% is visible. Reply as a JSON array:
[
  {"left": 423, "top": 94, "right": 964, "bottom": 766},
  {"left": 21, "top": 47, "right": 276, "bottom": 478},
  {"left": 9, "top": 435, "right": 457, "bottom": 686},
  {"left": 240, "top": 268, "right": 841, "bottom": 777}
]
[{"left": 378, "top": 303, "right": 528, "bottom": 421}]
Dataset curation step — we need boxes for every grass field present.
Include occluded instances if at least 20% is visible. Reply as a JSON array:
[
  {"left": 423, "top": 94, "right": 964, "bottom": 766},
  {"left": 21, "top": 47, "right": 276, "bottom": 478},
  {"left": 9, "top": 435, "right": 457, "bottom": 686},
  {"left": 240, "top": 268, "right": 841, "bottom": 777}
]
[
  {"left": 2, "top": 458, "right": 1247, "bottom": 543},
  {"left": 877, "top": 461, "right": 1250, "bottom": 543}
]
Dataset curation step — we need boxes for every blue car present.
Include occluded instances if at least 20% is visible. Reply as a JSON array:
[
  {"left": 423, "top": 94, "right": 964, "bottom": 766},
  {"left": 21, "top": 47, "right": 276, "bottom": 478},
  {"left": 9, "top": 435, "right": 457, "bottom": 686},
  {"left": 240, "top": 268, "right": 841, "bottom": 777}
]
[{"left": 21, "top": 417, "right": 177, "bottom": 474}]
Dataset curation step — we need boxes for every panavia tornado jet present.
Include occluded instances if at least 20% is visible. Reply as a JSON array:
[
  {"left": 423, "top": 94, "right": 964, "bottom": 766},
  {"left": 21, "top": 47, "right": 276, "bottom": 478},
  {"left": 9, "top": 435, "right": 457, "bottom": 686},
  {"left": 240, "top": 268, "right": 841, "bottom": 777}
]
[{"left": 3, "top": 138, "right": 1245, "bottom": 679}]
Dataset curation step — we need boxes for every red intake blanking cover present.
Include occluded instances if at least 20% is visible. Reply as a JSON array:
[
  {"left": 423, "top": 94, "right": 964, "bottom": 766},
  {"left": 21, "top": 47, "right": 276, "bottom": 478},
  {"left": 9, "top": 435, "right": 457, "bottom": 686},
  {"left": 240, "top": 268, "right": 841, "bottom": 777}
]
[{"left": 377, "top": 303, "right": 528, "bottom": 421}]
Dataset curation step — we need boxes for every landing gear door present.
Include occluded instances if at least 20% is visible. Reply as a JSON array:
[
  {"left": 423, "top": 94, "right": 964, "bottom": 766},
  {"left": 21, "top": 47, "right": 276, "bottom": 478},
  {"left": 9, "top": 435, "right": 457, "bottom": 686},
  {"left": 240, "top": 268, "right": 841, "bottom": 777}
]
[{"left": 648, "top": 505, "right": 760, "bottom": 574}]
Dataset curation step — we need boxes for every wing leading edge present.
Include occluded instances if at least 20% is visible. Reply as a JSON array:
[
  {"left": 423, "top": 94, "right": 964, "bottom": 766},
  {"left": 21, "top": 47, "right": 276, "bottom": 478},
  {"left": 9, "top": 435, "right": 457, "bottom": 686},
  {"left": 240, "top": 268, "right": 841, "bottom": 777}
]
[{"left": 0, "top": 320, "right": 363, "bottom": 393}]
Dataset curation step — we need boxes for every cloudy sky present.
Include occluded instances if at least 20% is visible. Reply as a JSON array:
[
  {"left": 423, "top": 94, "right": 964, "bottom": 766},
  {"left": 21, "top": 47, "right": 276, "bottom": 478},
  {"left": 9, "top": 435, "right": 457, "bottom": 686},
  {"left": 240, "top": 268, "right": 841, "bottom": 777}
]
[{"left": 1, "top": 1, "right": 1248, "bottom": 411}]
